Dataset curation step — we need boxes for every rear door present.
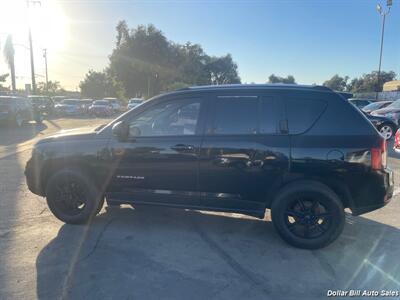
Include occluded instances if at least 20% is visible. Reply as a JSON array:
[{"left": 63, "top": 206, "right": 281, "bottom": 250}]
[{"left": 198, "top": 92, "right": 290, "bottom": 212}]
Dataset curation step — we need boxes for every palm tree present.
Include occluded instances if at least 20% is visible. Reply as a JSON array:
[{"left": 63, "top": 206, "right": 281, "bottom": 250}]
[{"left": 3, "top": 35, "right": 16, "bottom": 92}]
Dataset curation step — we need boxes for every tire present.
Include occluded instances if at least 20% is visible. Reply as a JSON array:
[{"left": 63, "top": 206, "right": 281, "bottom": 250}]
[
  {"left": 271, "top": 180, "right": 345, "bottom": 249},
  {"left": 35, "top": 114, "right": 44, "bottom": 124},
  {"left": 45, "top": 168, "right": 104, "bottom": 224},
  {"left": 378, "top": 123, "right": 395, "bottom": 140}
]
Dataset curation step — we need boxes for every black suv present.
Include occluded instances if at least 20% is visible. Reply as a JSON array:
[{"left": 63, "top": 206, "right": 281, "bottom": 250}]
[{"left": 25, "top": 84, "right": 394, "bottom": 249}]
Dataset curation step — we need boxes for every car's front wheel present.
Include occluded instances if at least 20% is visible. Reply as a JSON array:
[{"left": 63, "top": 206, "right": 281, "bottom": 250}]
[
  {"left": 271, "top": 181, "right": 345, "bottom": 249},
  {"left": 46, "top": 169, "right": 104, "bottom": 224}
]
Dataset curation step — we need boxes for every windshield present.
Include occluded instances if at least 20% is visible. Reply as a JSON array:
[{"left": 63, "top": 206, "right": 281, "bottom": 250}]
[
  {"left": 93, "top": 100, "right": 110, "bottom": 105},
  {"left": 363, "top": 102, "right": 383, "bottom": 110},
  {"left": 61, "top": 100, "right": 79, "bottom": 105},
  {"left": 129, "top": 100, "right": 142, "bottom": 104},
  {"left": 386, "top": 100, "right": 400, "bottom": 109}
]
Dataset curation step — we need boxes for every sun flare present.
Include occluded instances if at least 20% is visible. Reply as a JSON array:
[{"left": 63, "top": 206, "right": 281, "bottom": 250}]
[{"left": 0, "top": 0, "right": 69, "bottom": 51}]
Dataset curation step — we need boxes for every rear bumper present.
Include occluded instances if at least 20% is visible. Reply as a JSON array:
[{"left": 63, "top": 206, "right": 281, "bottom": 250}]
[{"left": 351, "top": 168, "right": 394, "bottom": 216}]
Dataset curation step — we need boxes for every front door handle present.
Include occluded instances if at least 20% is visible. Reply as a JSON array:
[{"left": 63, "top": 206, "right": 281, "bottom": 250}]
[{"left": 171, "top": 144, "right": 195, "bottom": 151}]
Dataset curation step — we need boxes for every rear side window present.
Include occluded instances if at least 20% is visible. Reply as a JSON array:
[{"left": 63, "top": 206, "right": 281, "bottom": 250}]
[
  {"left": 285, "top": 98, "right": 327, "bottom": 134},
  {"left": 212, "top": 97, "right": 258, "bottom": 134}
]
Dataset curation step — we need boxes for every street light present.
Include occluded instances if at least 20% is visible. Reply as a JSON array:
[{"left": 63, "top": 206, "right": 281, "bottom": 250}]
[{"left": 376, "top": 0, "right": 392, "bottom": 97}]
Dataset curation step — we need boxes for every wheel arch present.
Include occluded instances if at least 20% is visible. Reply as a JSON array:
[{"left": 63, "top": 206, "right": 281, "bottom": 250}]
[
  {"left": 40, "top": 159, "right": 94, "bottom": 196},
  {"left": 265, "top": 175, "right": 354, "bottom": 210}
]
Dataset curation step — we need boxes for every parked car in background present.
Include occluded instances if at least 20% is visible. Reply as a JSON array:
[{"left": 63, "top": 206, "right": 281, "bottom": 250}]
[
  {"left": 104, "top": 97, "right": 122, "bottom": 112},
  {"left": 25, "top": 84, "right": 394, "bottom": 249},
  {"left": 371, "top": 99, "right": 400, "bottom": 125},
  {"left": 348, "top": 98, "right": 373, "bottom": 109},
  {"left": 364, "top": 112, "right": 397, "bottom": 140},
  {"left": 79, "top": 99, "right": 93, "bottom": 114},
  {"left": 337, "top": 92, "right": 353, "bottom": 100},
  {"left": 89, "top": 100, "right": 113, "bottom": 117},
  {"left": 394, "top": 129, "right": 400, "bottom": 153},
  {"left": 28, "top": 95, "right": 54, "bottom": 117},
  {"left": 362, "top": 100, "right": 393, "bottom": 114},
  {"left": 54, "top": 99, "right": 83, "bottom": 116},
  {"left": 127, "top": 98, "right": 144, "bottom": 110},
  {"left": 0, "top": 96, "right": 42, "bottom": 127},
  {"left": 52, "top": 96, "right": 66, "bottom": 104}
]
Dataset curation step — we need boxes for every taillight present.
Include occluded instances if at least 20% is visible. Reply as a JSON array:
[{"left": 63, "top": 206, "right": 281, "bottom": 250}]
[
  {"left": 371, "top": 138, "right": 387, "bottom": 170},
  {"left": 394, "top": 129, "right": 400, "bottom": 150}
]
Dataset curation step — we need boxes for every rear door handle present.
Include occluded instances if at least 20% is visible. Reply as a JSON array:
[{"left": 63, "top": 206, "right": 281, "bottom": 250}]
[{"left": 171, "top": 144, "right": 195, "bottom": 151}]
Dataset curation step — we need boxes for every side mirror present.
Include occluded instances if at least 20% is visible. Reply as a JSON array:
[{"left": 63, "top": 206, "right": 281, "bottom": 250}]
[{"left": 112, "top": 121, "right": 129, "bottom": 141}]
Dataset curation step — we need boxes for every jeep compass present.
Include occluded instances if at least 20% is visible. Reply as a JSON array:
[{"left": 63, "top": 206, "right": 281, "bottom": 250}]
[{"left": 25, "top": 84, "right": 394, "bottom": 249}]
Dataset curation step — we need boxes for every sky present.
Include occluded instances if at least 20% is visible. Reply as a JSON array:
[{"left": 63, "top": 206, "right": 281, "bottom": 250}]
[{"left": 0, "top": 0, "right": 399, "bottom": 91}]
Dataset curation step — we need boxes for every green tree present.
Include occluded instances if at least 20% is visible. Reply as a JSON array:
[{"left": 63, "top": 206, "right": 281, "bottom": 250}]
[
  {"left": 116, "top": 20, "right": 129, "bottom": 46},
  {"left": 37, "top": 81, "right": 65, "bottom": 96},
  {"left": 108, "top": 22, "right": 241, "bottom": 97},
  {"left": 348, "top": 71, "right": 396, "bottom": 93},
  {"left": 3, "top": 35, "right": 16, "bottom": 91},
  {"left": 79, "top": 70, "right": 124, "bottom": 99},
  {"left": 0, "top": 74, "right": 9, "bottom": 91},
  {"left": 323, "top": 74, "right": 349, "bottom": 91},
  {"left": 165, "top": 81, "right": 190, "bottom": 91},
  {"left": 206, "top": 54, "right": 241, "bottom": 85},
  {"left": 267, "top": 74, "right": 296, "bottom": 84}
]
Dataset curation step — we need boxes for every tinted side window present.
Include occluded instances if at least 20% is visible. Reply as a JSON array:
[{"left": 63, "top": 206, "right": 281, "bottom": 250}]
[
  {"left": 211, "top": 97, "right": 258, "bottom": 135},
  {"left": 129, "top": 98, "right": 201, "bottom": 137},
  {"left": 285, "top": 98, "right": 327, "bottom": 134}
]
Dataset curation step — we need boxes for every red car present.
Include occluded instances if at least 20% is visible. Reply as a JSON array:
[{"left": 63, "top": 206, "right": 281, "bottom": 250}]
[{"left": 88, "top": 100, "right": 113, "bottom": 117}]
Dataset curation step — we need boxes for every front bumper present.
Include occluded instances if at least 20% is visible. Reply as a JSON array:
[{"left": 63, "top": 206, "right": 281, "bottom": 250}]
[{"left": 25, "top": 155, "right": 45, "bottom": 196}]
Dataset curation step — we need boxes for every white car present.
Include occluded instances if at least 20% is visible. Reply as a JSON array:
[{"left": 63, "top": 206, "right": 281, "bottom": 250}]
[
  {"left": 127, "top": 98, "right": 144, "bottom": 110},
  {"left": 103, "top": 97, "right": 122, "bottom": 112}
]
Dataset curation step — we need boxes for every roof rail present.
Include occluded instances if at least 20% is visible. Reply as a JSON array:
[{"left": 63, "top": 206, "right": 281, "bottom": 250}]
[{"left": 177, "top": 84, "right": 333, "bottom": 92}]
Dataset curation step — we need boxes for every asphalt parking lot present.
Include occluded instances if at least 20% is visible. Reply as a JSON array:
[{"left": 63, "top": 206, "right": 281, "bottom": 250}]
[{"left": 1, "top": 118, "right": 400, "bottom": 300}]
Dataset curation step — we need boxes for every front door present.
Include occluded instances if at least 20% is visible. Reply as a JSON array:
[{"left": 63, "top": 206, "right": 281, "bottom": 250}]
[{"left": 108, "top": 96, "right": 205, "bottom": 206}]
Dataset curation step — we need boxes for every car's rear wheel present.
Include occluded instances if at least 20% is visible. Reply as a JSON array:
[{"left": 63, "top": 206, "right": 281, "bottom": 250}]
[
  {"left": 46, "top": 169, "right": 104, "bottom": 224},
  {"left": 378, "top": 123, "right": 395, "bottom": 140},
  {"left": 271, "top": 181, "right": 345, "bottom": 249}
]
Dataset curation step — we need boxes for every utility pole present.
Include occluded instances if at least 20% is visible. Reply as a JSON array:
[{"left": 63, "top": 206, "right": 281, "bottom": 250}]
[
  {"left": 43, "top": 48, "right": 48, "bottom": 93},
  {"left": 376, "top": 0, "right": 392, "bottom": 99},
  {"left": 28, "top": 26, "right": 36, "bottom": 94},
  {"left": 26, "top": 0, "right": 41, "bottom": 94}
]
